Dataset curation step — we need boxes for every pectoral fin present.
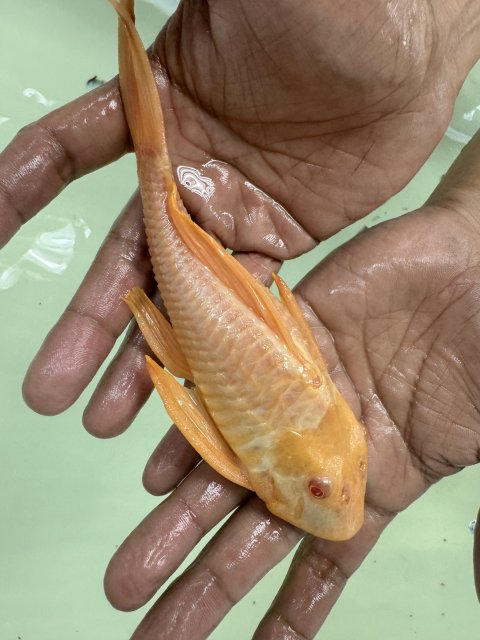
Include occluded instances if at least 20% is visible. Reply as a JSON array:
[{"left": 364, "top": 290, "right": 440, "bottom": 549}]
[
  {"left": 145, "top": 356, "right": 253, "bottom": 490},
  {"left": 124, "top": 288, "right": 192, "bottom": 381},
  {"left": 273, "top": 273, "right": 327, "bottom": 369}
]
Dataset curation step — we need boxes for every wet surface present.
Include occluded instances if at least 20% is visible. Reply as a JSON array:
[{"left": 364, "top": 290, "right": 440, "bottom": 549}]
[{"left": 1, "top": 1, "right": 480, "bottom": 639}]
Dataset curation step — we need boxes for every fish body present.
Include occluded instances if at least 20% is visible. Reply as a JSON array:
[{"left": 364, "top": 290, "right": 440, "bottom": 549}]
[{"left": 112, "top": 0, "right": 367, "bottom": 540}]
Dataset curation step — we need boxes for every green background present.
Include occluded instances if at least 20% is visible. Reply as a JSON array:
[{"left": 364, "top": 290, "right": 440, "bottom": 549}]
[{"left": 1, "top": 1, "right": 479, "bottom": 638}]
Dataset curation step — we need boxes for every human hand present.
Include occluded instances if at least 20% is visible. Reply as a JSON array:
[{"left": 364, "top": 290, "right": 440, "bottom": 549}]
[
  {"left": 103, "top": 130, "right": 480, "bottom": 638},
  {"left": 1, "top": 0, "right": 480, "bottom": 433}
]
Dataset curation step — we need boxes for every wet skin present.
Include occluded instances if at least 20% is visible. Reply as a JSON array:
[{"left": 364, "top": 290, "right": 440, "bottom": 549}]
[
  {"left": 107, "top": 137, "right": 480, "bottom": 639},
  {"left": 1, "top": 0, "right": 480, "bottom": 637}
]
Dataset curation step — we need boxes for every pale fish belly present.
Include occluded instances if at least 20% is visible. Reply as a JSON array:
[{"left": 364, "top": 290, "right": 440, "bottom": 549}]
[
  {"left": 137, "top": 164, "right": 330, "bottom": 468},
  {"left": 158, "top": 253, "right": 329, "bottom": 468}
]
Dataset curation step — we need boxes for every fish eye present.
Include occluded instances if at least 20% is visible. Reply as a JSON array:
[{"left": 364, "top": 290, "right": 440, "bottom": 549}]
[{"left": 308, "top": 477, "right": 332, "bottom": 499}]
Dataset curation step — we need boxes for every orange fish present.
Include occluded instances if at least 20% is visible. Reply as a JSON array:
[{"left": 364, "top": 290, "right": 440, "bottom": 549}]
[{"left": 110, "top": 0, "right": 367, "bottom": 540}]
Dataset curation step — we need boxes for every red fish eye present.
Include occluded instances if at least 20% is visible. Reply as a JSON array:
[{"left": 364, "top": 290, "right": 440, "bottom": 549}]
[{"left": 308, "top": 477, "right": 331, "bottom": 499}]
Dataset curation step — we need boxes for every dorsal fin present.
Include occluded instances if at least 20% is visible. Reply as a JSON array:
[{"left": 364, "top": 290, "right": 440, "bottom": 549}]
[
  {"left": 165, "top": 176, "right": 322, "bottom": 378},
  {"left": 110, "top": 0, "right": 169, "bottom": 162}
]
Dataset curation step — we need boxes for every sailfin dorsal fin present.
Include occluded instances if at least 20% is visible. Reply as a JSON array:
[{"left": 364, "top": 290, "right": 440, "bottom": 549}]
[{"left": 165, "top": 182, "right": 319, "bottom": 371}]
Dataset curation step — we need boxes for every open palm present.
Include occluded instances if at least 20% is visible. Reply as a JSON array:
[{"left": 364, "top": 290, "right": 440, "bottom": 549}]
[
  {"left": 0, "top": 0, "right": 478, "bottom": 434},
  {"left": 102, "top": 135, "right": 480, "bottom": 639}
]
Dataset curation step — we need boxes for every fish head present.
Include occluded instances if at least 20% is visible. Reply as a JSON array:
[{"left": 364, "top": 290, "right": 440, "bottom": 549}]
[{"left": 253, "top": 399, "right": 368, "bottom": 541}]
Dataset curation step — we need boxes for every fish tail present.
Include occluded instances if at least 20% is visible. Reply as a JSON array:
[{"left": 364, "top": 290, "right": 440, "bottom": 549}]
[{"left": 109, "top": 0, "right": 170, "bottom": 171}]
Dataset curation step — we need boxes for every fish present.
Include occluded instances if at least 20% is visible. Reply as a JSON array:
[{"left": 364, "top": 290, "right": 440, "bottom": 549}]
[{"left": 110, "top": 0, "right": 367, "bottom": 541}]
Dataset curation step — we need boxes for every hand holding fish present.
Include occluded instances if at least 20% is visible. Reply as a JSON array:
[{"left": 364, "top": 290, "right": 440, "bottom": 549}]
[
  {"left": 1, "top": 0, "right": 480, "bottom": 637},
  {"left": 106, "top": 128, "right": 480, "bottom": 639},
  {"left": 0, "top": 0, "right": 478, "bottom": 434}
]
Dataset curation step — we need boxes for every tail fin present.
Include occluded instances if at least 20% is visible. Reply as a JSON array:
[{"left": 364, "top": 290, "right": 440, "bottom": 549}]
[{"left": 109, "top": 0, "right": 169, "bottom": 165}]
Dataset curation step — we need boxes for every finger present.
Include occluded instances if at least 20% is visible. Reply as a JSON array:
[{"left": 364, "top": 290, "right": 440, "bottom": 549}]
[
  {"left": 82, "top": 313, "right": 154, "bottom": 438},
  {"left": 254, "top": 504, "right": 392, "bottom": 640},
  {"left": 130, "top": 498, "right": 302, "bottom": 640},
  {"left": 165, "top": 154, "right": 317, "bottom": 261},
  {"left": 83, "top": 283, "right": 172, "bottom": 437},
  {"left": 22, "top": 191, "right": 150, "bottom": 417},
  {"left": 0, "top": 81, "right": 128, "bottom": 249},
  {"left": 142, "top": 425, "right": 200, "bottom": 496},
  {"left": 232, "top": 252, "right": 281, "bottom": 287},
  {"left": 474, "top": 507, "right": 480, "bottom": 601},
  {"left": 105, "top": 463, "right": 249, "bottom": 612}
]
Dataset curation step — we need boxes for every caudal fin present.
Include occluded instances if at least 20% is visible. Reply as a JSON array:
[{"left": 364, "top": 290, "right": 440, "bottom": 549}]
[{"left": 109, "top": 0, "right": 169, "bottom": 164}]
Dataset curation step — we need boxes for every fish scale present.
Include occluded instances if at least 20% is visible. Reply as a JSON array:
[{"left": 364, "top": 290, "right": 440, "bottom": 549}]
[
  {"left": 136, "top": 161, "right": 313, "bottom": 437},
  {"left": 140, "top": 182, "right": 329, "bottom": 479},
  {"left": 145, "top": 216, "right": 314, "bottom": 448}
]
